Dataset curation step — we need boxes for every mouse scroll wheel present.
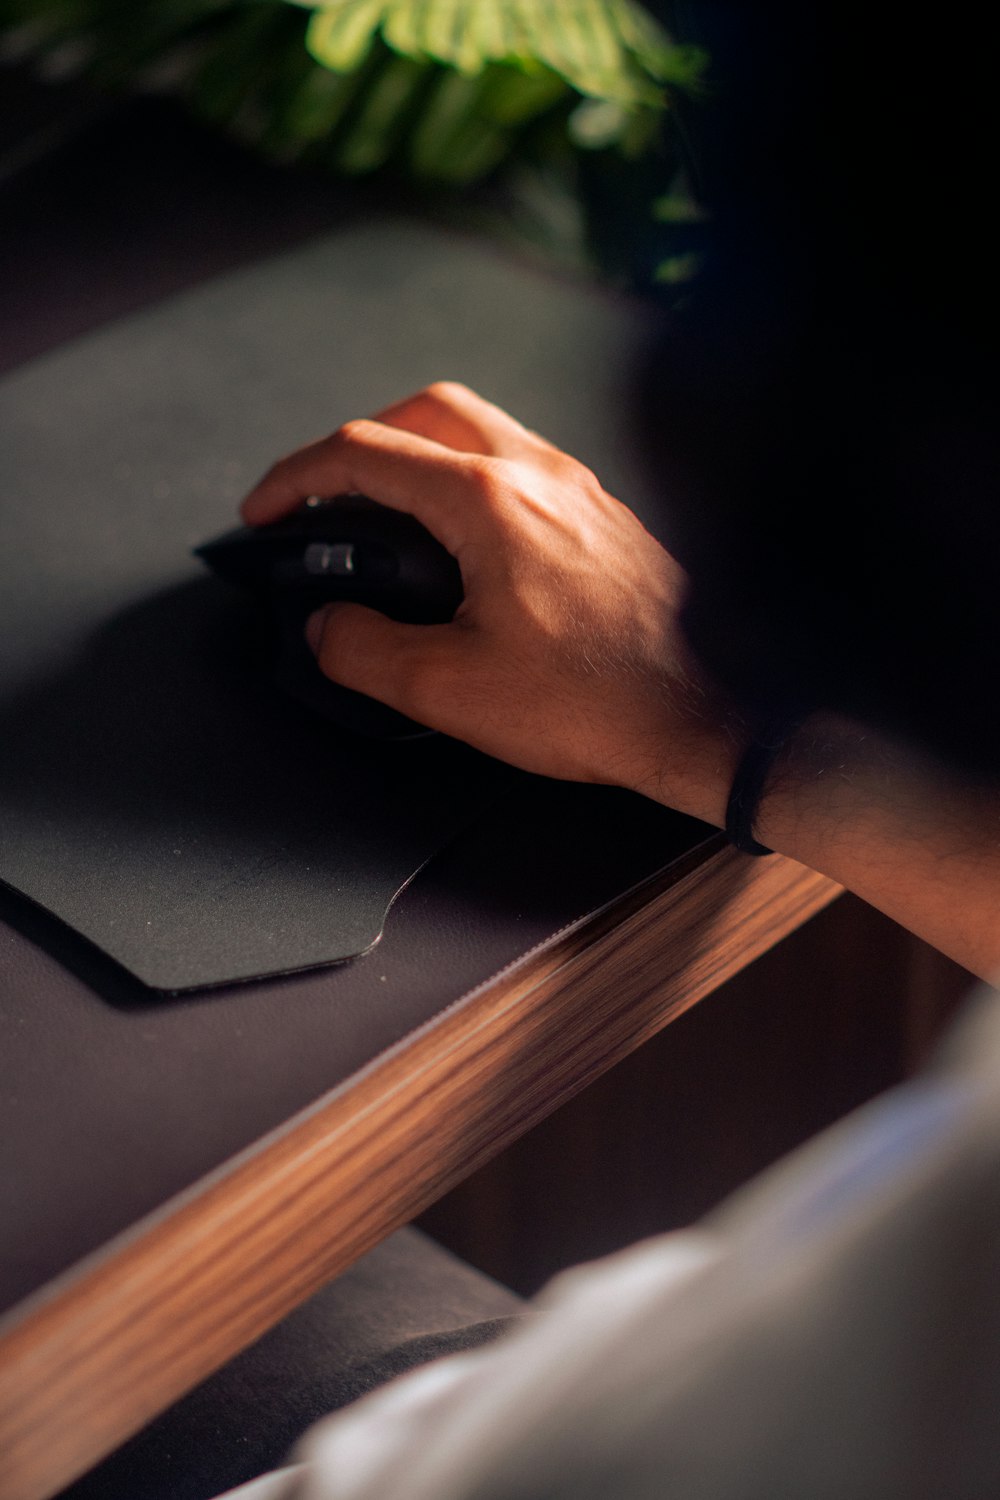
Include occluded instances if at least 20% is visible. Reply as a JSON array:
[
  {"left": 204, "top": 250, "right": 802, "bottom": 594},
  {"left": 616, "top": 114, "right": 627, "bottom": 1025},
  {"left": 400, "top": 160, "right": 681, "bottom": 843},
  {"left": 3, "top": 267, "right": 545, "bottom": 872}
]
[{"left": 304, "top": 541, "right": 356, "bottom": 576}]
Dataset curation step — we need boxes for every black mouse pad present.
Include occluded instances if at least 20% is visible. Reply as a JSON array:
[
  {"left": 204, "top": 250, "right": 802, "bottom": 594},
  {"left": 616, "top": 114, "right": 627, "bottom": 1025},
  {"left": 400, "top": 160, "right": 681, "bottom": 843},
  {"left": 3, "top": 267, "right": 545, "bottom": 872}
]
[{"left": 0, "top": 214, "right": 652, "bottom": 991}]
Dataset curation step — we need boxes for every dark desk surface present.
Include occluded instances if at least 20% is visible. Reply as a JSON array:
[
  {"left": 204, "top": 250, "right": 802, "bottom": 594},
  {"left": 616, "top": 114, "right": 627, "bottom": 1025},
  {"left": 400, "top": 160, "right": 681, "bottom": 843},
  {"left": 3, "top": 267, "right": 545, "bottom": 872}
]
[{"left": 0, "top": 79, "right": 841, "bottom": 1500}]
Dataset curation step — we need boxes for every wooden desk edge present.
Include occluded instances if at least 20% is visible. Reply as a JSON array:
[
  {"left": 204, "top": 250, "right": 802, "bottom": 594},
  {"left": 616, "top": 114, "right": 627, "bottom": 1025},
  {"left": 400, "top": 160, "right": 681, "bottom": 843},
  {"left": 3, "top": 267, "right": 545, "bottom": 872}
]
[{"left": 0, "top": 844, "right": 840, "bottom": 1500}]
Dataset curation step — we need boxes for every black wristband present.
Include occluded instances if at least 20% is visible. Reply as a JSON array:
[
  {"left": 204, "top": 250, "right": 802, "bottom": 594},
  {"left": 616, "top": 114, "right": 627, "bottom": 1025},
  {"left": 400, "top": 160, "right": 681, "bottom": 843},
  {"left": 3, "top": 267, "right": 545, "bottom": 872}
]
[{"left": 725, "top": 719, "right": 798, "bottom": 856}]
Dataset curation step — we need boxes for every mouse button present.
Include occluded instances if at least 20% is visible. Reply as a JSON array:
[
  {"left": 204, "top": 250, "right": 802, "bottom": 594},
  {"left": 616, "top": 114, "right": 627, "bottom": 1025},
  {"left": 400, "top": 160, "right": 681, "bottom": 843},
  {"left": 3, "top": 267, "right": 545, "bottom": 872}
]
[
  {"left": 297, "top": 493, "right": 394, "bottom": 539},
  {"left": 303, "top": 541, "right": 357, "bottom": 577},
  {"left": 321, "top": 497, "right": 439, "bottom": 550},
  {"left": 269, "top": 537, "right": 401, "bottom": 595}
]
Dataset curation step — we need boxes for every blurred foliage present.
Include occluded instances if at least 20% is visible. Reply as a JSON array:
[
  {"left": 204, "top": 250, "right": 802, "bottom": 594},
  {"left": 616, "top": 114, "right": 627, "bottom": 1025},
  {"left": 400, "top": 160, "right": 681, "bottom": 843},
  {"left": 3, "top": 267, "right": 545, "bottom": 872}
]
[{"left": 0, "top": 0, "right": 709, "bottom": 290}]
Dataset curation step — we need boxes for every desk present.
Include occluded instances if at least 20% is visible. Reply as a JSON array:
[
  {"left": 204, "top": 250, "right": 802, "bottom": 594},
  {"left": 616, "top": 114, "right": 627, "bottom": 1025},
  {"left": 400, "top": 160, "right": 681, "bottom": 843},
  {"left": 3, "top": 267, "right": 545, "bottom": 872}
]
[
  {"left": 0, "top": 833, "right": 838, "bottom": 1500},
  {"left": 0, "top": 82, "right": 841, "bottom": 1500}
]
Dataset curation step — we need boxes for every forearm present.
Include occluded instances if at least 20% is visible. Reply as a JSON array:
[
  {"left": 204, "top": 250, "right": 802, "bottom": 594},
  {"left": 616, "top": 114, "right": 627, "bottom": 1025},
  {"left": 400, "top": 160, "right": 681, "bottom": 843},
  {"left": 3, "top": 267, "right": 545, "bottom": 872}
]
[{"left": 696, "top": 713, "right": 1000, "bottom": 980}]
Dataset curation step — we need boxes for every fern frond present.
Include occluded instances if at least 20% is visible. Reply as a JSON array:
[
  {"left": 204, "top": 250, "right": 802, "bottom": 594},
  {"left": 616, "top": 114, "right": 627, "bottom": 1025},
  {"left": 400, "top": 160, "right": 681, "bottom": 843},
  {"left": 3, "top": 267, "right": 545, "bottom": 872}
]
[{"left": 306, "top": 0, "right": 387, "bottom": 71}]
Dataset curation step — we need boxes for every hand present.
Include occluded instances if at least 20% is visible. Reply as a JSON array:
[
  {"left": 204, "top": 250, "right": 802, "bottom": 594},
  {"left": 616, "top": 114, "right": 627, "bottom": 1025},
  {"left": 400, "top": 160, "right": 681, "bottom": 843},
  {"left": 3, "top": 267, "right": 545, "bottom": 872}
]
[
  {"left": 240, "top": 382, "right": 1000, "bottom": 978},
  {"left": 240, "top": 382, "right": 744, "bottom": 827}
]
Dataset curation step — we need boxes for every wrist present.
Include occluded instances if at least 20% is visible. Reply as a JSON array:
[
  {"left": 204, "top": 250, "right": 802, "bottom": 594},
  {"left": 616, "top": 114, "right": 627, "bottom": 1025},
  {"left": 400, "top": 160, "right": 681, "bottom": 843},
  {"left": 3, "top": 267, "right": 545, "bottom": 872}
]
[
  {"left": 751, "top": 713, "right": 1000, "bottom": 979},
  {"left": 724, "top": 713, "right": 806, "bottom": 855},
  {"left": 624, "top": 665, "right": 750, "bottom": 832}
]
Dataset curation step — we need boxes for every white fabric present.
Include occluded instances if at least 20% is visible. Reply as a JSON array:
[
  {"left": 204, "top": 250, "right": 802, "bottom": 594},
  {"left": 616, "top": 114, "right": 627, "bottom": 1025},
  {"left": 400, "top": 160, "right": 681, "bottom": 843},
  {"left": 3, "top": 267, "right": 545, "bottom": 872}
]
[
  {"left": 224, "top": 980, "right": 1000, "bottom": 1500},
  {"left": 212, "top": 1468, "right": 304, "bottom": 1500}
]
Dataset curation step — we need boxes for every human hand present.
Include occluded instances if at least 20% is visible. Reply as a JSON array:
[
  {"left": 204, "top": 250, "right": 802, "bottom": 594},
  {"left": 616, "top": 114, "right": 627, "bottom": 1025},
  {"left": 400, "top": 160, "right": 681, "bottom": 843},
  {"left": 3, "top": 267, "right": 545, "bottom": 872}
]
[{"left": 240, "top": 382, "right": 743, "bottom": 828}]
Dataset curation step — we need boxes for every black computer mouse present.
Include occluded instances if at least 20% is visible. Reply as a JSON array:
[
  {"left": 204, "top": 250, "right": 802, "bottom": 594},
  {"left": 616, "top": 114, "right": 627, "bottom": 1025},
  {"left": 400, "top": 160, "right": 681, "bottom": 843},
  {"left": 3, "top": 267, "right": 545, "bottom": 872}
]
[{"left": 195, "top": 494, "right": 463, "bottom": 737}]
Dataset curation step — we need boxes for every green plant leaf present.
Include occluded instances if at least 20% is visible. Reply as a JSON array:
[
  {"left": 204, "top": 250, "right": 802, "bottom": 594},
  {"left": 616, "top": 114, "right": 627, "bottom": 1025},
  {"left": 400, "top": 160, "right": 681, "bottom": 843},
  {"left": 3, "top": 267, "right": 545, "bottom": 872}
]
[
  {"left": 0, "top": 0, "right": 709, "bottom": 291},
  {"left": 421, "top": 0, "right": 484, "bottom": 75},
  {"left": 405, "top": 60, "right": 474, "bottom": 155},
  {"left": 570, "top": 0, "right": 622, "bottom": 75},
  {"left": 282, "top": 58, "right": 363, "bottom": 141},
  {"left": 380, "top": 0, "right": 509, "bottom": 70},
  {"left": 478, "top": 58, "right": 567, "bottom": 126},
  {"left": 653, "top": 184, "right": 707, "bottom": 223},
  {"left": 546, "top": 0, "right": 618, "bottom": 93},
  {"left": 300, "top": 1, "right": 701, "bottom": 106},
  {"left": 498, "top": 0, "right": 661, "bottom": 106},
  {"left": 306, "top": 0, "right": 386, "bottom": 72},
  {"left": 608, "top": 0, "right": 667, "bottom": 62},
  {"left": 568, "top": 95, "right": 629, "bottom": 149},
  {"left": 654, "top": 250, "right": 702, "bottom": 285},
  {"left": 380, "top": 0, "right": 425, "bottom": 57},
  {"left": 332, "top": 43, "right": 427, "bottom": 169},
  {"left": 471, "top": 0, "right": 513, "bottom": 65},
  {"left": 609, "top": 0, "right": 705, "bottom": 88},
  {"left": 407, "top": 63, "right": 494, "bottom": 176}
]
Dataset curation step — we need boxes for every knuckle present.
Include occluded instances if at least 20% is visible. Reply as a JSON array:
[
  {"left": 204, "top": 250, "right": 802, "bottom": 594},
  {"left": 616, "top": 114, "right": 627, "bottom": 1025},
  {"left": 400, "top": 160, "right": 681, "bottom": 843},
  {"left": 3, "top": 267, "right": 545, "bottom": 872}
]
[
  {"left": 547, "top": 447, "right": 598, "bottom": 488},
  {"left": 424, "top": 379, "right": 473, "bottom": 406},
  {"left": 463, "top": 452, "right": 506, "bottom": 494},
  {"left": 333, "top": 417, "right": 378, "bottom": 449},
  {"left": 465, "top": 456, "right": 521, "bottom": 520}
]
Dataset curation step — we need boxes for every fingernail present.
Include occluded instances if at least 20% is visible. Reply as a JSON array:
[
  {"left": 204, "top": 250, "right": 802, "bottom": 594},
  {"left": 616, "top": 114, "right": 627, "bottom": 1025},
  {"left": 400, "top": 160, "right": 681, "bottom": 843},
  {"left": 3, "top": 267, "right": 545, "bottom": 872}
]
[{"left": 305, "top": 605, "right": 331, "bottom": 654}]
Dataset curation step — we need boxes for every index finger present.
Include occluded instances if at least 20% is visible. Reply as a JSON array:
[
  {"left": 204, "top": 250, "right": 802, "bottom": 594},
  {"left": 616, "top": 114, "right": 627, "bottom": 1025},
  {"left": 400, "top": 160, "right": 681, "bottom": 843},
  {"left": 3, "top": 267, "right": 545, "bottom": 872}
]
[
  {"left": 372, "top": 380, "right": 559, "bottom": 461},
  {"left": 239, "top": 418, "right": 497, "bottom": 552}
]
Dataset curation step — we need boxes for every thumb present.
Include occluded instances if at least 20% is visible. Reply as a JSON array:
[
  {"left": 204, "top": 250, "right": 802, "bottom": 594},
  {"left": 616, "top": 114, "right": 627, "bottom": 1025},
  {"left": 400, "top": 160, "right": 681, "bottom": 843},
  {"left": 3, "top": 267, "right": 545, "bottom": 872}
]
[{"left": 306, "top": 602, "right": 458, "bottom": 727}]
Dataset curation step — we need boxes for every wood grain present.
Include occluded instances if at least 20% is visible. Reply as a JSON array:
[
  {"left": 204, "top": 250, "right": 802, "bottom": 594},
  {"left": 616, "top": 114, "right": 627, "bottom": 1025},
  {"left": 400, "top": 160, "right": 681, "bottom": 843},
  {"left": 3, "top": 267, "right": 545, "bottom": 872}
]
[{"left": 0, "top": 842, "right": 839, "bottom": 1500}]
